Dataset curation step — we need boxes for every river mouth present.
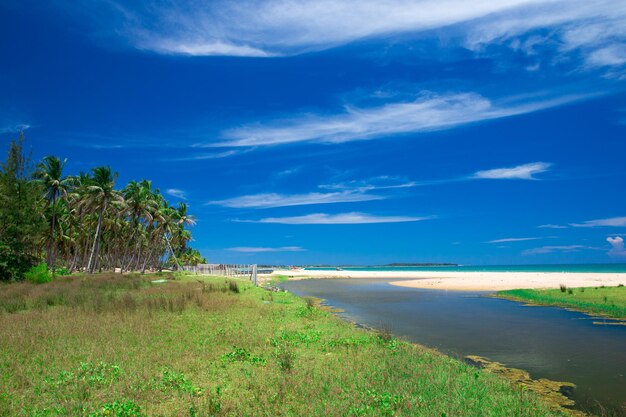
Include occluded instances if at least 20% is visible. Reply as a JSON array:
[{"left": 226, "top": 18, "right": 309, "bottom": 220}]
[{"left": 280, "top": 278, "right": 626, "bottom": 416}]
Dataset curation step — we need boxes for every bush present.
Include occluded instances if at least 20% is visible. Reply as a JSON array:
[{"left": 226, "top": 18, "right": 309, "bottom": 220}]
[
  {"left": 0, "top": 243, "right": 37, "bottom": 281},
  {"left": 228, "top": 280, "right": 239, "bottom": 293},
  {"left": 53, "top": 267, "right": 70, "bottom": 276},
  {"left": 25, "top": 262, "right": 52, "bottom": 284}
]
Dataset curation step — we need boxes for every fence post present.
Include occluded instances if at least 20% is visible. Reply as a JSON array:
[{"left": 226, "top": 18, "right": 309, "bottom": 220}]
[{"left": 252, "top": 264, "right": 257, "bottom": 286}]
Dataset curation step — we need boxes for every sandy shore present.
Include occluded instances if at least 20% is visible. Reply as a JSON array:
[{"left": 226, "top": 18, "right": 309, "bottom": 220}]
[{"left": 271, "top": 269, "right": 626, "bottom": 291}]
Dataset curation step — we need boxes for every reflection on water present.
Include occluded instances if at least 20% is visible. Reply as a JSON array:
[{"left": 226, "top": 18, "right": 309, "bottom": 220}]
[{"left": 281, "top": 278, "right": 626, "bottom": 415}]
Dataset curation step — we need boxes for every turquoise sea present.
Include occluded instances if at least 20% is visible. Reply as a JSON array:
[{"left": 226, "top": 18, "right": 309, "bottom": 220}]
[{"left": 305, "top": 264, "right": 626, "bottom": 273}]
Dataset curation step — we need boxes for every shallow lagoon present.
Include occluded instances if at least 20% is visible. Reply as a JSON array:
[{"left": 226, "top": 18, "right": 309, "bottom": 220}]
[{"left": 281, "top": 278, "right": 626, "bottom": 414}]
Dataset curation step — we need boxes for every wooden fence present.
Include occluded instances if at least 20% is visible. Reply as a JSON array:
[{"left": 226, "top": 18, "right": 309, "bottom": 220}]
[{"left": 182, "top": 264, "right": 258, "bottom": 285}]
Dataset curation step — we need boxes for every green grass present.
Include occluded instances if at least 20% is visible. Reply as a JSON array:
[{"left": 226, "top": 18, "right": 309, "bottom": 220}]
[
  {"left": 267, "top": 274, "right": 290, "bottom": 286},
  {"left": 0, "top": 273, "right": 570, "bottom": 416},
  {"left": 497, "top": 285, "right": 626, "bottom": 319}
]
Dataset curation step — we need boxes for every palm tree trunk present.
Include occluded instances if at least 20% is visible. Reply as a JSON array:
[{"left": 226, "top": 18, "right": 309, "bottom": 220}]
[
  {"left": 48, "top": 194, "right": 57, "bottom": 267},
  {"left": 87, "top": 203, "right": 106, "bottom": 273},
  {"left": 141, "top": 246, "right": 155, "bottom": 273},
  {"left": 164, "top": 233, "right": 181, "bottom": 270}
]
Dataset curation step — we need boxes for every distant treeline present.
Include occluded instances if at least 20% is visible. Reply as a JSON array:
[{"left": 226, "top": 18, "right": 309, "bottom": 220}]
[
  {"left": 385, "top": 263, "right": 458, "bottom": 267},
  {"left": 0, "top": 134, "right": 204, "bottom": 281}
]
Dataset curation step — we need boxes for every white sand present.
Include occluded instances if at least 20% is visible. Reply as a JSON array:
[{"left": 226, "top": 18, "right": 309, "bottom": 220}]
[{"left": 271, "top": 269, "right": 626, "bottom": 291}]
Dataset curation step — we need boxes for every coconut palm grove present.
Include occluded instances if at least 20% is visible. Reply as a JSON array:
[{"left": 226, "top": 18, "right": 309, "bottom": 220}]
[{"left": 0, "top": 134, "right": 204, "bottom": 281}]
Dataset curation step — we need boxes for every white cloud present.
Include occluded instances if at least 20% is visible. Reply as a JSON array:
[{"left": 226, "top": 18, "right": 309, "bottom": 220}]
[
  {"left": 171, "top": 150, "right": 243, "bottom": 161},
  {"left": 472, "top": 162, "right": 551, "bottom": 180},
  {"left": 587, "top": 45, "right": 626, "bottom": 68},
  {"left": 227, "top": 246, "right": 305, "bottom": 252},
  {"left": 571, "top": 216, "right": 626, "bottom": 228},
  {"left": 461, "top": 0, "right": 626, "bottom": 70},
  {"left": 210, "top": 175, "right": 417, "bottom": 209},
  {"left": 607, "top": 236, "right": 626, "bottom": 257},
  {"left": 538, "top": 224, "right": 567, "bottom": 229},
  {"left": 77, "top": 0, "right": 626, "bottom": 70},
  {"left": 209, "top": 191, "right": 383, "bottom": 209},
  {"left": 522, "top": 245, "right": 594, "bottom": 255},
  {"left": 320, "top": 176, "right": 416, "bottom": 192},
  {"left": 0, "top": 123, "right": 31, "bottom": 134},
  {"left": 166, "top": 188, "right": 187, "bottom": 200},
  {"left": 153, "top": 40, "right": 274, "bottom": 57},
  {"left": 214, "top": 92, "right": 588, "bottom": 147},
  {"left": 239, "top": 212, "right": 432, "bottom": 224},
  {"left": 486, "top": 237, "right": 543, "bottom": 243}
]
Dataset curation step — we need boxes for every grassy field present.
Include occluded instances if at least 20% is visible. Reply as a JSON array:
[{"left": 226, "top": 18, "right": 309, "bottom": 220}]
[
  {"left": 497, "top": 285, "right": 626, "bottom": 320},
  {"left": 0, "top": 273, "right": 571, "bottom": 417}
]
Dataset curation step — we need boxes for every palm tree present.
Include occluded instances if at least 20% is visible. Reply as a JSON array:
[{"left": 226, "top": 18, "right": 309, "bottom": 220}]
[
  {"left": 121, "top": 179, "right": 157, "bottom": 272},
  {"left": 84, "top": 166, "right": 123, "bottom": 273},
  {"left": 34, "top": 156, "right": 72, "bottom": 267},
  {"left": 171, "top": 202, "right": 196, "bottom": 263},
  {"left": 152, "top": 202, "right": 182, "bottom": 270},
  {"left": 176, "top": 202, "right": 196, "bottom": 229}
]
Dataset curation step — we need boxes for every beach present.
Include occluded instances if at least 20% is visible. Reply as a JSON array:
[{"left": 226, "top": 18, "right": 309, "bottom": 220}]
[{"left": 271, "top": 269, "right": 626, "bottom": 291}]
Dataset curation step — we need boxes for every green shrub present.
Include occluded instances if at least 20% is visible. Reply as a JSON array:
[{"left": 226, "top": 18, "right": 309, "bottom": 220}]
[
  {"left": 0, "top": 243, "right": 37, "bottom": 282},
  {"left": 273, "top": 345, "right": 295, "bottom": 372},
  {"left": 228, "top": 280, "right": 240, "bottom": 293},
  {"left": 53, "top": 267, "right": 70, "bottom": 276},
  {"left": 25, "top": 262, "right": 52, "bottom": 284},
  {"left": 157, "top": 368, "right": 202, "bottom": 395},
  {"left": 221, "top": 346, "right": 266, "bottom": 365},
  {"left": 89, "top": 400, "right": 142, "bottom": 417}
]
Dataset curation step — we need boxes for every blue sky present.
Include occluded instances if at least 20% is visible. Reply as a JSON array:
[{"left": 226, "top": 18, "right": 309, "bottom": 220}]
[{"left": 1, "top": 0, "right": 626, "bottom": 265}]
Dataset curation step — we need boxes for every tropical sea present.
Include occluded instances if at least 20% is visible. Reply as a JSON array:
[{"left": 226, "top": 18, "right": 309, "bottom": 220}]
[{"left": 304, "top": 263, "right": 626, "bottom": 273}]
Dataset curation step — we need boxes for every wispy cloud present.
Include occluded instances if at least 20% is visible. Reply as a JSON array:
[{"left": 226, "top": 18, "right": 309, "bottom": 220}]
[
  {"left": 237, "top": 212, "right": 432, "bottom": 225},
  {"left": 571, "top": 216, "right": 626, "bottom": 227},
  {"left": 168, "top": 150, "right": 245, "bottom": 161},
  {"left": 166, "top": 188, "right": 187, "bottom": 200},
  {"left": 607, "top": 237, "right": 626, "bottom": 257},
  {"left": 210, "top": 175, "right": 417, "bottom": 209},
  {"left": 0, "top": 123, "right": 31, "bottom": 134},
  {"left": 461, "top": 0, "right": 626, "bottom": 71},
  {"left": 522, "top": 245, "right": 597, "bottom": 255},
  {"left": 73, "top": 0, "right": 626, "bottom": 70},
  {"left": 210, "top": 161, "right": 552, "bottom": 210},
  {"left": 538, "top": 224, "right": 568, "bottom": 229},
  {"left": 320, "top": 176, "right": 416, "bottom": 192},
  {"left": 227, "top": 246, "right": 305, "bottom": 252},
  {"left": 587, "top": 45, "right": 626, "bottom": 68},
  {"left": 486, "top": 237, "right": 544, "bottom": 243},
  {"left": 471, "top": 162, "right": 552, "bottom": 180},
  {"left": 214, "top": 92, "right": 588, "bottom": 147},
  {"left": 209, "top": 191, "right": 383, "bottom": 209}
]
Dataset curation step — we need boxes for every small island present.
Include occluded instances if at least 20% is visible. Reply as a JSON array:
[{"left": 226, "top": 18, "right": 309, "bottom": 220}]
[{"left": 384, "top": 263, "right": 458, "bottom": 267}]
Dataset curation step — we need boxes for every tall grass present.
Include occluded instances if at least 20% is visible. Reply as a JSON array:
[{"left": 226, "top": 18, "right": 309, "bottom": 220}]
[{"left": 0, "top": 273, "right": 570, "bottom": 416}]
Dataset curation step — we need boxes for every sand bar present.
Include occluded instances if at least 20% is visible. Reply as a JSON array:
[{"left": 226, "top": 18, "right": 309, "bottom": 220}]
[{"left": 271, "top": 269, "right": 626, "bottom": 291}]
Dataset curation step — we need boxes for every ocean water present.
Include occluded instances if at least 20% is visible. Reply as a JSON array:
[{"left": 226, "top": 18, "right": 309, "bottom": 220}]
[{"left": 304, "top": 263, "right": 626, "bottom": 273}]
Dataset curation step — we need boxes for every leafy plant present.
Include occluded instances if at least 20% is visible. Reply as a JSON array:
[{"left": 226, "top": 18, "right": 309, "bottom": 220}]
[
  {"left": 89, "top": 400, "right": 141, "bottom": 417},
  {"left": 221, "top": 347, "right": 266, "bottom": 365},
  {"left": 53, "top": 267, "right": 70, "bottom": 276},
  {"left": 158, "top": 368, "right": 202, "bottom": 395},
  {"left": 25, "top": 262, "right": 52, "bottom": 284}
]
